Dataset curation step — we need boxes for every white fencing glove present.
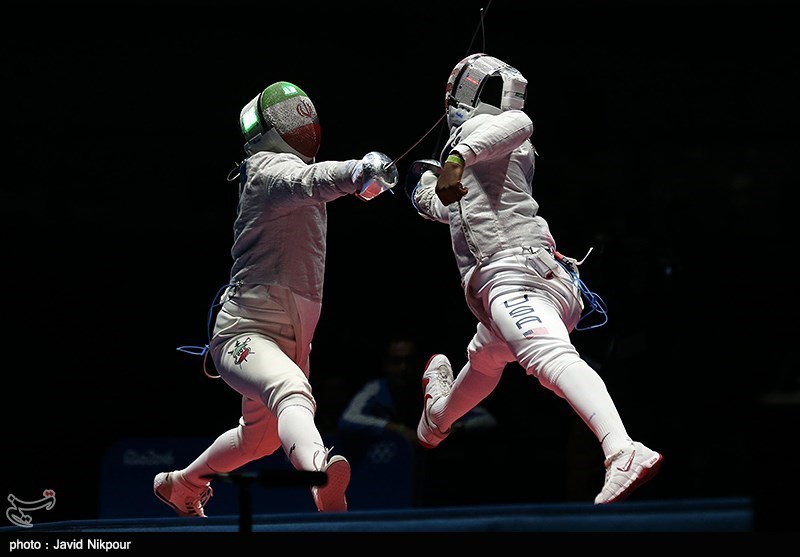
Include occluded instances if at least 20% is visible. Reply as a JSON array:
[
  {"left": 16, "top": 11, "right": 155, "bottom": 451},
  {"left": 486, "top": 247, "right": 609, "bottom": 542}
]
[{"left": 352, "top": 151, "right": 399, "bottom": 201}]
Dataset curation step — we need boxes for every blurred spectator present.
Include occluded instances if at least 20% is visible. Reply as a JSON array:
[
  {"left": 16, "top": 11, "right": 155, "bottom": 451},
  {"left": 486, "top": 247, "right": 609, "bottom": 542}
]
[
  {"left": 339, "top": 335, "right": 497, "bottom": 448},
  {"left": 337, "top": 334, "right": 497, "bottom": 508}
]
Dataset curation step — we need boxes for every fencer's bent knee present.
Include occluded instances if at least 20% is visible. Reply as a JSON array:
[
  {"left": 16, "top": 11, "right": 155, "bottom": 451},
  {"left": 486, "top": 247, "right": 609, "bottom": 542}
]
[
  {"left": 529, "top": 354, "right": 591, "bottom": 396},
  {"left": 276, "top": 392, "right": 316, "bottom": 418},
  {"left": 467, "top": 337, "right": 512, "bottom": 378},
  {"left": 236, "top": 421, "right": 281, "bottom": 461}
]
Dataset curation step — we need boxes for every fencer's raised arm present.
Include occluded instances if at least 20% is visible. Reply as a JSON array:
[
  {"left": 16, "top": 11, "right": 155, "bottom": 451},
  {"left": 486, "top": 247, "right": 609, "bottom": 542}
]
[
  {"left": 434, "top": 155, "right": 467, "bottom": 205},
  {"left": 446, "top": 109, "right": 533, "bottom": 166}
]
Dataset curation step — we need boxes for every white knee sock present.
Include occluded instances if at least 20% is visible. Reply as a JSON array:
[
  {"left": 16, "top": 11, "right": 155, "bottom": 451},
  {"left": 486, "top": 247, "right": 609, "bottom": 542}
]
[
  {"left": 551, "top": 360, "right": 632, "bottom": 457},
  {"left": 181, "top": 429, "right": 239, "bottom": 488},
  {"left": 277, "top": 405, "right": 327, "bottom": 471},
  {"left": 432, "top": 363, "right": 501, "bottom": 431}
]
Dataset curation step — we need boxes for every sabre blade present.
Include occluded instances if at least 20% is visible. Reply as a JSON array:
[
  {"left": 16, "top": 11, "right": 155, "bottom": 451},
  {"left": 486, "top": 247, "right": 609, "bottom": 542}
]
[{"left": 386, "top": 113, "right": 446, "bottom": 169}]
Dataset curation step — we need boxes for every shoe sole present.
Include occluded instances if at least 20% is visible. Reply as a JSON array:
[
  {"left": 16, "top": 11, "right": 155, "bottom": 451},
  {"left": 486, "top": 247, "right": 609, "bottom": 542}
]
[
  {"left": 316, "top": 458, "right": 350, "bottom": 512},
  {"left": 154, "top": 487, "right": 188, "bottom": 517},
  {"left": 417, "top": 354, "right": 450, "bottom": 449},
  {"left": 153, "top": 472, "right": 206, "bottom": 518},
  {"left": 154, "top": 474, "right": 190, "bottom": 517},
  {"left": 604, "top": 452, "right": 663, "bottom": 504},
  {"left": 417, "top": 404, "right": 445, "bottom": 449},
  {"left": 417, "top": 421, "right": 440, "bottom": 449}
]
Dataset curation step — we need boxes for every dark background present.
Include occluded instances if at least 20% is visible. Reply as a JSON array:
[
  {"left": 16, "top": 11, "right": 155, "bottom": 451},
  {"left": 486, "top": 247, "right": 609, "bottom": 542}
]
[{"left": 4, "top": 0, "right": 797, "bottom": 529}]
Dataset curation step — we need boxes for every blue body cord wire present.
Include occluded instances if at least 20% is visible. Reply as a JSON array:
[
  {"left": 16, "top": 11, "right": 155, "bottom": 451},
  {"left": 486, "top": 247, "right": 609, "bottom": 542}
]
[
  {"left": 176, "top": 282, "right": 239, "bottom": 357},
  {"left": 554, "top": 252, "right": 609, "bottom": 331}
]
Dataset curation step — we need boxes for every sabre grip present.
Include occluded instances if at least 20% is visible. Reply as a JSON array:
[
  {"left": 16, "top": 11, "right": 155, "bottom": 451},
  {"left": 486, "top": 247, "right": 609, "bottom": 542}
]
[
  {"left": 404, "top": 159, "right": 442, "bottom": 200},
  {"left": 352, "top": 151, "right": 399, "bottom": 201}
]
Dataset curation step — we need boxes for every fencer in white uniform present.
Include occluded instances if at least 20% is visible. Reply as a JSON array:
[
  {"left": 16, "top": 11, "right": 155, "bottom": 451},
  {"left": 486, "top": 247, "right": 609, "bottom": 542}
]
[
  {"left": 408, "top": 54, "right": 662, "bottom": 505},
  {"left": 153, "top": 81, "right": 398, "bottom": 516}
]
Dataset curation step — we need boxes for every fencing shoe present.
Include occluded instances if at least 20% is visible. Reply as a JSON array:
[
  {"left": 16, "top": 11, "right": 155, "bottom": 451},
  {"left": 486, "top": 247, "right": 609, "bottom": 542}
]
[
  {"left": 594, "top": 441, "right": 663, "bottom": 504},
  {"left": 312, "top": 454, "right": 351, "bottom": 512},
  {"left": 417, "top": 354, "right": 454, "bottom": 448},
  {"left": 153, "top": 471, "right": 213, "bottom": 517}
]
